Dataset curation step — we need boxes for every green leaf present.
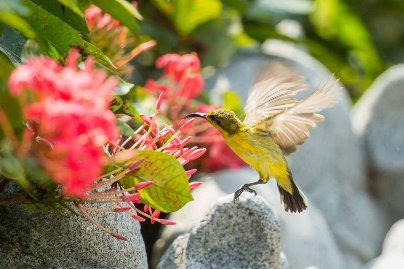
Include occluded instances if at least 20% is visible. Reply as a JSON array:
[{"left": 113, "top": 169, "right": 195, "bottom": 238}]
[
  {"left": 22, "top": 0, "right": 113, "bottom": 67},
  {"left": 117, "top": 120, "right": 135, "bottom": 137},
  {"left": 173, "top": 0, "right": 222, "bottom": 35},
  {"left": 112, "top": 98, "right": 140, "bottom": 118},
  {"left": 0, "top": 89, "right": 23, "bottom": 136},
  {"left": 91, "top": 0, "right": 140, "bottom": 34},
  {"left": 222, "top": 90, "right": 243, "bottom": 119},
  {"left": 0, "top": 52, "right": 15, "bottom": 81},
  {"left": 120, "top": 150, "right": 193, "bottom": 213},
  {"left": 57, "top": 0, "right": 83, "bottom": 16},
  {"left": 0, "top": 142, "right": 28, "bottom": 191},
  {"left": 152, "top": 0, "right": 223, "bottom": 35},
  {"left": 31, "top": 0, "right": 89, "bottom": 37}
]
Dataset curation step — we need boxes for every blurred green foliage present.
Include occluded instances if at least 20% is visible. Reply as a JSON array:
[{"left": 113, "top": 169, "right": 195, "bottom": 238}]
[
  {"left": 138, "top": 0, "right": 404, "bottom": 100},
  {"left": 3, "top": 0, "right": 402, "bottom": 100}
]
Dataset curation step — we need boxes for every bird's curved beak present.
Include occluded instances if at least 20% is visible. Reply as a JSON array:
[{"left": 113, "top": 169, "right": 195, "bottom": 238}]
[{"left": 185, "top": 112, "right": 206, "bottom": 119}]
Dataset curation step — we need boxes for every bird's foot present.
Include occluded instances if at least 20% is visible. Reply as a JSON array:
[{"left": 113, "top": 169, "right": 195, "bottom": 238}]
[{"left": 233, "top": 184, "right": 257, "bottom": 202}]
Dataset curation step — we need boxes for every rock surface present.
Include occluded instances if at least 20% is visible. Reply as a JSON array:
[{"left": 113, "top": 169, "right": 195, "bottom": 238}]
[
  {"left": 154, "top": 168, "right": 350, "bottom": 269},
  {"left": 352, "top": 64, "right": 404, "bottom": 219},
  {"left": 157, "top": 194, "right": 287, "bottom": 269},
  {"left": 0, "top": 185, "right": 148, "bottom": 269},
  {"left": 366, "top": 220, "right": 404, "bottom": 269}
]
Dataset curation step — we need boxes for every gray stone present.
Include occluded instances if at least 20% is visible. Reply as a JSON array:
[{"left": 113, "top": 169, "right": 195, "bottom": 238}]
[
  {"left": 352, "top": 64, "right": 404, "bottom": 219},
  {"left": 154, "top": 168, "right": 351, "bottom": 269},
  {"left": 366, "top": 220, "right": 404, "bottom": 269},
  {"left": 205, "top": 41, "right": 390, "bottom": 262},
  {"left": 0, "top": 189, "right": 148, "bottom": 268},
  {"left": 157, "top": 194, "right": 287, "bottom": 269}
]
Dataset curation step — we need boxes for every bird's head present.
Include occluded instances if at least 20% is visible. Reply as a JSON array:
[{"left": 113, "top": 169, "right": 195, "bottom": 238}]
[{"left": 185, "top": 109, "right": 241, "bottom": 135}]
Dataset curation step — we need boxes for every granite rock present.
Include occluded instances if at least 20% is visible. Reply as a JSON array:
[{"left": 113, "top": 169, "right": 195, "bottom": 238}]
[
  {"left": 157, "top": 194, "right": 287, "bottom": 269},
  {"left": 154, "top": 168, "right": 351, "bottom": 269},
  {"left": 0, "top": 186, "right": 148, "bottom": 269},
  {"left": 352, "top": 64, "right": 404, "bottom": 219}
]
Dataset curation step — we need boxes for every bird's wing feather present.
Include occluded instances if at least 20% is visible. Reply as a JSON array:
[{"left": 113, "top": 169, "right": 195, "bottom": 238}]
[
  {"left": 244, "top": 63, "right": 341, "bottom": 155},
  {"left": 267, "top": 78, "right": 340, "bottom": 154},
  {"left": 243, "top": 64, "right": 307, "bottom": 124}
]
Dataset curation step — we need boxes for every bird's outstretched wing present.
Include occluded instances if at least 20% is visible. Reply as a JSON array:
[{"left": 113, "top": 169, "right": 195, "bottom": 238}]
[
  {"left": 243, "top": 64, "right": 340, "bottom": 155},
  {"left": 244, "top": 63, "right": 307, "bottom": 124}
]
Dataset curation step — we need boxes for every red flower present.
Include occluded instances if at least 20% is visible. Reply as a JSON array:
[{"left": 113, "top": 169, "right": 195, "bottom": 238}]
[
  {"left": 8, "top": 50, "right": 119, "bottom": 197},
  {"left": 145, "top": 53, "right": 204, "bottom": 107},
  {"left": 84, "top": 5, "right": 120, "bottom": 30}
]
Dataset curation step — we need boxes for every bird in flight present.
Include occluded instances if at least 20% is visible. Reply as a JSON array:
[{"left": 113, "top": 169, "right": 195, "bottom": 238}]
[{"left": 186, "top": 63, "right": 340, "bottom": 213}]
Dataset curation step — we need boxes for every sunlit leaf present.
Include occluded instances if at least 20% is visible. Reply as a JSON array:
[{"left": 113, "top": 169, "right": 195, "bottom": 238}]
[
  {"left": 120, "top": 150, "right": 193, "bottom": 212},
  {"left": 152, "top": 0, "right": 222, "bottom": 35},
  {"left": 174, "top": 0, "right": 222, "bottom": 35},
  {"left": 31, "top": 0, "right": 89, "bottom": 37},
  {"left": 22, "top": 0, "right": 113, "bottom": 67}
]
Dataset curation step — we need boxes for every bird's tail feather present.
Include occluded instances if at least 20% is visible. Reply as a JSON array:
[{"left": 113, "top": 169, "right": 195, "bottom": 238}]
[{"left": 278, "top": 180, "right": 307, "bottom": 213}]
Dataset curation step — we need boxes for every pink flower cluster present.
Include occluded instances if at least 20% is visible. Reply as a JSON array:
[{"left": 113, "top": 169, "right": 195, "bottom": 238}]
[
  {"left": 8, "top": 50, "right": 119, "bottom": 197},
  {"left": 85, "top": 95, "right": 205, "bottom": 235},
  {"left": 145, "top": 53, "right": 204, "bottom": 117},
  {"left": 114, "top": 93, "right": 206, "bottom": 174}
]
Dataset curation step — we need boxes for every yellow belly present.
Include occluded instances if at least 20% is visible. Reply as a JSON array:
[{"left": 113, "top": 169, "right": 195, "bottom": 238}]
[{"left": 223, "top": 129, "right": 290, "bottom": 187}]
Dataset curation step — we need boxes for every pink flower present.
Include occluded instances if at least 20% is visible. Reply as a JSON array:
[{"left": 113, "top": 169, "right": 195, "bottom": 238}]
[
  {"left": 145, "top": 53, "right": 204, "bottom": 108},
  {"left": 8, "top": 50, "right": 119, "bottom": 197},
  {"left": 156, "top": 53, "right": 200, "bottom": 82},
  {"left": 85, "top": 6, "right": 120, "bottom": 30}
]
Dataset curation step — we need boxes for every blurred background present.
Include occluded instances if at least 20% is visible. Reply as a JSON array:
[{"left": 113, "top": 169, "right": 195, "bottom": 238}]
[
  {"left": 135, "top": 0, "right": 404, "bottom": 101},
  {"left": 2, "top": 0, "right": 404, "bottom": 268}
]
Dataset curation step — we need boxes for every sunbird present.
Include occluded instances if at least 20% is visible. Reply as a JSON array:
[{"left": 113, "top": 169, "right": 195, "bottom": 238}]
[{"left": 186, "top": 64, "right": 340, "bottom": 213}]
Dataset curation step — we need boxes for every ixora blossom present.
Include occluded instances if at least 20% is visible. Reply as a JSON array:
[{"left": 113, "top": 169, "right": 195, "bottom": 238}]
[
  {"left": 84, "top": 4, "right": 155, "bottom": 75},
  {"left": 145, "top": 53, "right": 204, "bottom": 119},
  {"left": 8, "top": 50, "right": 119, "bottom": 197},
  {"left": 145, "top": 53, "right": 245, "bottom": 172},
  {"left": 6, "top": 52, "right": 205, "bottom": 240},
  {"left": 75, "top": 93, "right": 205, "bottom": 239}
]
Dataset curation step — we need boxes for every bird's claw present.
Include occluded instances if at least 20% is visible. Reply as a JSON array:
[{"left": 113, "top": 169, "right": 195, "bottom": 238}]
[{"left": 233, "top": 184, "right": 257, "bottom": 202}]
